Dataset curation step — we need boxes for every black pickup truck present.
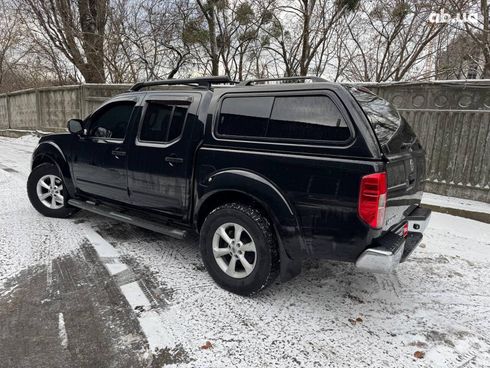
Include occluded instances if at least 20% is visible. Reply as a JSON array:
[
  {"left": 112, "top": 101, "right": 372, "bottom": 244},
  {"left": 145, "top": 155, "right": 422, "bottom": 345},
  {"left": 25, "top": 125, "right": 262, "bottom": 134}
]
[{"left": 27, "top": 76, "right": 431, "bottom": 295}]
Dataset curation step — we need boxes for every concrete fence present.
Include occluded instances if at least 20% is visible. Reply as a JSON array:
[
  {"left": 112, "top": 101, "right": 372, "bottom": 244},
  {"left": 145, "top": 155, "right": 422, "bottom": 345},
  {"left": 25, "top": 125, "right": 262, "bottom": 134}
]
[
  {"left": 0, "top": 84, "right": 131, "bottom": 132},
  {"left": 0, "top": 81, "right": 489, "bottom": 202}
]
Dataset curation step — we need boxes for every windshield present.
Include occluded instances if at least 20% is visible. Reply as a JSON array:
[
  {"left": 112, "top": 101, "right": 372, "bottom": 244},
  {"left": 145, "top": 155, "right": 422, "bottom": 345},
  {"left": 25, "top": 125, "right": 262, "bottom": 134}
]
[{"left": 348, "top": 86, "right": 401, "bottom": 145}]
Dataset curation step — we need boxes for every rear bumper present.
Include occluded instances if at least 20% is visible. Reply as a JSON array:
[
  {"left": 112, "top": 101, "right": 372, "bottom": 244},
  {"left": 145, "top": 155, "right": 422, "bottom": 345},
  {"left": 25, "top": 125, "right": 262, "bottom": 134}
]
[{"left": 356, "top": 206, "right": 431, "bottom": 273}]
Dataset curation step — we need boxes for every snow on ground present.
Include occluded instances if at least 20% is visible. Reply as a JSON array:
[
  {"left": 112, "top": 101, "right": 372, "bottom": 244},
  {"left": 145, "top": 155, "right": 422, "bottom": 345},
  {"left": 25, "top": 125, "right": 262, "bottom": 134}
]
[
  {"left": 0, "top": 135, "right": 85, "bottom": 290},
  {"left": 0, "top": 135, "right": 490, "bottom": 367},
  {"left": 102, "top": 213, "right": 490, "bottom": 368},
  {"left": 423, "top": 192, "right": 490, "bottom": 215}
]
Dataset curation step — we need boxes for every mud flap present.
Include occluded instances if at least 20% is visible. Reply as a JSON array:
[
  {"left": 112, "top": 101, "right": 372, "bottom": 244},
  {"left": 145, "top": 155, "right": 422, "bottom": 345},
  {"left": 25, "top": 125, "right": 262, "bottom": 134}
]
[{"left": 279, "top": 242, "right": 302, "bottom": 282}]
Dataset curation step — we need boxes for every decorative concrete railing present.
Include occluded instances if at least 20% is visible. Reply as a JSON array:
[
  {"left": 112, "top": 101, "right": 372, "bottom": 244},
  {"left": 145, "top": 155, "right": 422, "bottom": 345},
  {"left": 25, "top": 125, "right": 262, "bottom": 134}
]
[{"left": 367, "top": 80, "right": 490, "bottom": 203}]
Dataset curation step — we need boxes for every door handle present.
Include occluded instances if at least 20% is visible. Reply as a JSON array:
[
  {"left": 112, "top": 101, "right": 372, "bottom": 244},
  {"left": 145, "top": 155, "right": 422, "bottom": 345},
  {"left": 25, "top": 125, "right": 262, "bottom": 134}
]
[
  {"left": 112, "top": 149, "right": 127, "bottom": 157},
  {"left": 165, "top": 155, "right": 184, "bottom": 164}
]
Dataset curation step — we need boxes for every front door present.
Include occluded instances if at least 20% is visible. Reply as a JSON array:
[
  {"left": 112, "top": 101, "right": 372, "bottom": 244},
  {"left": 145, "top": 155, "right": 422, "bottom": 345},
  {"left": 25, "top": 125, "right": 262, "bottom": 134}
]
[
  {"left": 71, "top": 98, "right": 138, "bottom": 203},
  {"left": 127, "top": 93, "right": 200, "bottom": 218}
]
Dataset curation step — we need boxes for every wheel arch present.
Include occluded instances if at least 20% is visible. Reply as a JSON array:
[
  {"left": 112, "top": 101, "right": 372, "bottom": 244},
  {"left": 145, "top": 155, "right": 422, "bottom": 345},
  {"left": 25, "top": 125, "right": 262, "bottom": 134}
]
[
  {"left": 31, "top": 142, "right": 76, "bottom": 196},
  {"left": 195, "top": 169, "right": 303, "bottom": 281}
]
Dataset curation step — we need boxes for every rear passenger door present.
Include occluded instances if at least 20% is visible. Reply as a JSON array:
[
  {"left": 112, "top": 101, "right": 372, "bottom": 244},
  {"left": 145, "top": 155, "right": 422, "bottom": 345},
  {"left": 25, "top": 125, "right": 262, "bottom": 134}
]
[{"left": 127, "top": 93, "right": 200, "bottom": 217}]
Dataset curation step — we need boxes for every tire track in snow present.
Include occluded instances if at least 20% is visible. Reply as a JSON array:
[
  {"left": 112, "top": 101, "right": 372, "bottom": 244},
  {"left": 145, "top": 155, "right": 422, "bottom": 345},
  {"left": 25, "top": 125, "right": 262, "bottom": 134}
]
[
  {"left": 58, "top": 313, "right": 68, "bottom": 349},
  {"left": 82, "top": 225, "right": 184, "bottom": 353}
]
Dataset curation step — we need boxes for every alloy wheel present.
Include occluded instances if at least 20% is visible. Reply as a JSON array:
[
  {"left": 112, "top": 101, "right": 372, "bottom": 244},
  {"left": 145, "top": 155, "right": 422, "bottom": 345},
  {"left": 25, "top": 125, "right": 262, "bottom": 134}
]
[
  {"left": 212, "top": 222, "right": 257, "bottom": 279},
  {"left": 36, "top": 174, "right": 64, "bottom": 210}
]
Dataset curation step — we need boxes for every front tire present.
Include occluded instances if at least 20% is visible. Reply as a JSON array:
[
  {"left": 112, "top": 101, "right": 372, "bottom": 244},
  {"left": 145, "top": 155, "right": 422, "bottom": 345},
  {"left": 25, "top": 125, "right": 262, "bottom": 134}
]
[
  {"left": 200, "top": 203, "right": 279, "bottom": 295},
  {"left": 27, "top": 163, "right": 78, "bottom": 218}
]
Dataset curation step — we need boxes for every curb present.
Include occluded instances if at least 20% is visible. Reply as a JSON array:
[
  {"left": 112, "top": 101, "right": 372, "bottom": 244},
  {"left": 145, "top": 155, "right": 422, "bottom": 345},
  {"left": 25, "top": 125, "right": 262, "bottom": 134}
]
[
  {"left": 422, "top": 203, "right": 490, "bottom": 224},
  {"left": 0, "top": 129, "right": 58, "bottom": 138}
]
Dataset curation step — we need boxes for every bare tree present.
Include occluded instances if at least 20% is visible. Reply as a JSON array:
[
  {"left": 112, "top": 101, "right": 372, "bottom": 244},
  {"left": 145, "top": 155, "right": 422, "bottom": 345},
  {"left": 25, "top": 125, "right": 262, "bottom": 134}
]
[
  {"left": 435, "top": 32, "right": 481, "bottom": 79},
  {"left": 104, "top": 0, "right": 138, "bottom": 82},
  {"left": 19, "top": 0, "right": 108, "bottom": 83},
  {"left": 181, "top": 0, "right": 221, "bottom": 75},
  {"left": 339, "top": 0, "right": 446, "bottom": 82},
  {"left": 259, "top": 0, "right": 359, "bottom": 76},
  {"left": 0, "top": 0, "right": 35, "bottom": 91},
  {"left": 2, "top": 0, "right": 485, "bottom": 90},
  {"left": 106, "top": 0, "right": 194, "bottom": 82},
  {"left": 447, "top": 0, "right": 490, "bottom": 78},
  {"left": 216, "top": 0, "right": 276, "bottom": 80}
]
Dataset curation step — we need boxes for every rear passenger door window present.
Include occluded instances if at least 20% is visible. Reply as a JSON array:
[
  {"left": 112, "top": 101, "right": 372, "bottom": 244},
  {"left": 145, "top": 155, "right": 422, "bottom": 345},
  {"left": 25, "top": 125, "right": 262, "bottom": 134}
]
[
  {"left": 216, "top": 94, "right": 351, "bottom": 144},
  {"left": 139, "top": 102, "right": 189, "bottom": 143}
]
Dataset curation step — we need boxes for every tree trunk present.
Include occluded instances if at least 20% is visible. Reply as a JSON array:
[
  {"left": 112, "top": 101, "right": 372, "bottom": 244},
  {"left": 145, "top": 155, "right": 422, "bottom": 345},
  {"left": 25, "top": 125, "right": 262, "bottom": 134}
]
[
  {"left": 483, "top": 53, "right": 490, "bottom": 78},
  {"left": 482, "top": 0, "right": 489, "bottom": 79},
  {"left": 79, "top": 0, "right": 106, "bottom": 83},
  {"left": 22, "top": 0, "right": 108, "bottom": 84},
  {"left": 238, "top": 52, "right": 244, "bottom": 81},
  {"left": 299, "top": 0, "right": 311, "bottom": 76},
  {"left": 196, "top": 0, "right": 219, "bottom": 76},
  {"left": 208, "top": 10, "right": 219, "bottom": 76}
]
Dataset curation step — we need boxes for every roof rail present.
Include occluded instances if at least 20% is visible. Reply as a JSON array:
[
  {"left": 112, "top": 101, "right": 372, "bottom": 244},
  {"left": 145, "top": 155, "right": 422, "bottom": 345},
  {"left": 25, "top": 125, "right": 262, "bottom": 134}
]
[
  {"left": 238, "top": 76, "right": 327, "bottom": 86},
  {"left": 129, "top": 76, "right": 235, "bottom": 91}
]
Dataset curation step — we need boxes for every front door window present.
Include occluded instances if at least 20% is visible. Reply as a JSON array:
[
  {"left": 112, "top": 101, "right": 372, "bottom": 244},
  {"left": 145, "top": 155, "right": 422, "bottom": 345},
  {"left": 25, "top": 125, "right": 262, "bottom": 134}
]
[{"left": 87, "top": 101, "right": 135, "bottom": 139}]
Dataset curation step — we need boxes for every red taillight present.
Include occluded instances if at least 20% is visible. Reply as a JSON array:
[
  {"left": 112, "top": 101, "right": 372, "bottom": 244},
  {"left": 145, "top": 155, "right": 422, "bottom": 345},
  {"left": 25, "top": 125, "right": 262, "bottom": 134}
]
[
  {"left": 403, "top": 223, "right": 409, "bottom": 238},
  {"left": 358, "top": 172, "right": 387, "bottom": 228}
]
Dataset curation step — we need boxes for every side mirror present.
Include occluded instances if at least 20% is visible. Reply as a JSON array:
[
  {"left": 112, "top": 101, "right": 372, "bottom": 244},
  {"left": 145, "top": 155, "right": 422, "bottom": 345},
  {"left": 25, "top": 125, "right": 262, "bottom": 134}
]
[{"left": 67, "top": 119, "right": 83, "bottom": 135}]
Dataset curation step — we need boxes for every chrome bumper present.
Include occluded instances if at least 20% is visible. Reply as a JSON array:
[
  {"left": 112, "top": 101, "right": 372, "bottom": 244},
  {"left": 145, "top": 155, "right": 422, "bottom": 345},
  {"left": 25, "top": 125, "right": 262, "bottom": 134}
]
[
  {"left": 356, "top": 232, "right": 405, "bottom": 273},
  {"left": 356, "top": 206, "right": 431, "bottom": 273}
]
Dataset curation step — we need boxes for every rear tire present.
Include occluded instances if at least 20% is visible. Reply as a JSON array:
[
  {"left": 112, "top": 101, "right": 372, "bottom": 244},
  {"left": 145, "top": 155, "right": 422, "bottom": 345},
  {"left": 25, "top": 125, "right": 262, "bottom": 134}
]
[
  {"left": 200, "top": 203, "right": 279, "bottom": 295},
  {"left": 27, "top": 163, "right": 78, "bottom": 218}
]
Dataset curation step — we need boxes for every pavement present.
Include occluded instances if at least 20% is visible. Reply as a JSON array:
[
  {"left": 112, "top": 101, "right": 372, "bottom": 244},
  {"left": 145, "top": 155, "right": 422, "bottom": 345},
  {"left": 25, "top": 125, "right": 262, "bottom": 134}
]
[{"left": 0, "top": 135, "right": 490, "bottom": 368}]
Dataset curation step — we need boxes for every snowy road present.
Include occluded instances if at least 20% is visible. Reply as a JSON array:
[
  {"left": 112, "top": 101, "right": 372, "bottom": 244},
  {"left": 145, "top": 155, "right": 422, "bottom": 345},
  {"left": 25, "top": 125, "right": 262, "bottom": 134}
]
[{"left": 0, "top": 135, "right": 490, "bottom": 368}]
